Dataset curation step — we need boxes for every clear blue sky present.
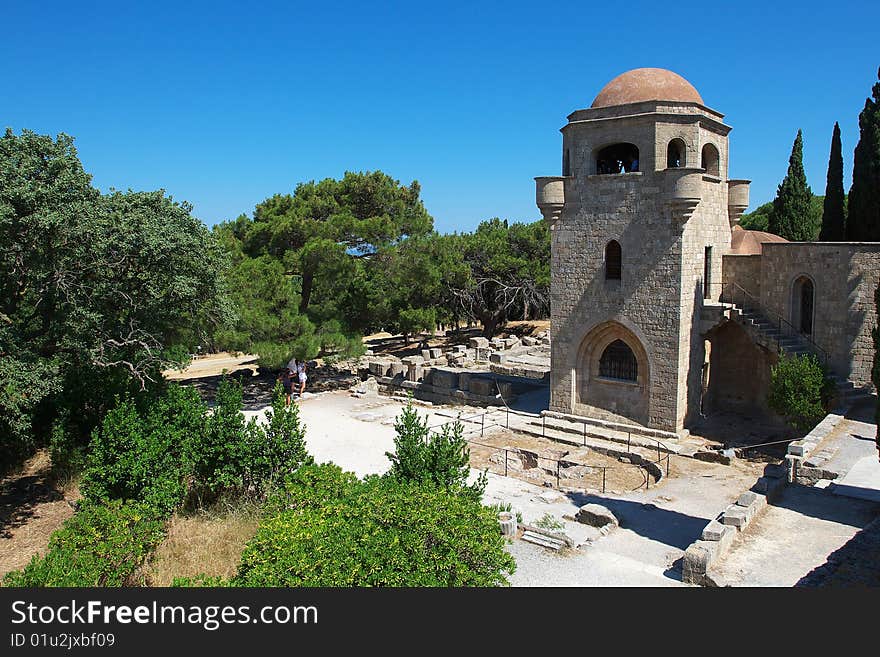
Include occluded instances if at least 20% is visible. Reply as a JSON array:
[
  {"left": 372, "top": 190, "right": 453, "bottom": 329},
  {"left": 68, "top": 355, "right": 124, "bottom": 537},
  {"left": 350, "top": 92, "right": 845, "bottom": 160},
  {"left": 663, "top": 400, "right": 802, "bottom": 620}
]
[{"left": 3, "top": 0, "right": 878, "bottom": 234}]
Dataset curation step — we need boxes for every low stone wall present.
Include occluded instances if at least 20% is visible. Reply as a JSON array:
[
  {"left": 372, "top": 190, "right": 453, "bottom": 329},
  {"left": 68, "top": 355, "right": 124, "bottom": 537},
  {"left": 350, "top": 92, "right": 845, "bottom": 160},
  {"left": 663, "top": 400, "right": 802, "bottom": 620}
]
[
  {"left": 682, "top": 464, "right": 787, "bottom": 586},
  {"left": 784, "top": 411, "right": 848, "bottom": 485}
]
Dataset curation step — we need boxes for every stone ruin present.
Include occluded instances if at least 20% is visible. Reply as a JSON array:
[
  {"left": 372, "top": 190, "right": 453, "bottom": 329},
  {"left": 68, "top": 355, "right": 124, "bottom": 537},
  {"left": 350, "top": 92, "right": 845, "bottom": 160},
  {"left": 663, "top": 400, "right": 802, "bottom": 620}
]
[{"left": 351, "top": 331, "right": 551, "bottom": 406}]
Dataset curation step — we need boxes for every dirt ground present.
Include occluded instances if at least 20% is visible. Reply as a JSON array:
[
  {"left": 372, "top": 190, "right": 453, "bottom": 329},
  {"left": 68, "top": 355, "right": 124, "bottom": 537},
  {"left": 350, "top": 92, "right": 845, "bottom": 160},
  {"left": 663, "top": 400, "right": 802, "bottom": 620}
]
[
  {"left": 0, "top": 450, "right": 80, "bottom": 580},
  {"left": 466, "top": 430, "right": 652, "bottom": 493}
]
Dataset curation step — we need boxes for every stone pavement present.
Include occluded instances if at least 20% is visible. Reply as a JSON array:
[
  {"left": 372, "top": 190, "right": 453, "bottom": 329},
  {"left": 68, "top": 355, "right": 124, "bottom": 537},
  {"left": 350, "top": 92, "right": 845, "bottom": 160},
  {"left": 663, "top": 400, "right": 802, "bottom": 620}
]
[
  {"left": 796, "top": 514, "right": 880, "bottom": 587},
  {"left": 708, "top": 400, "right": 880, "bottom": 587}
]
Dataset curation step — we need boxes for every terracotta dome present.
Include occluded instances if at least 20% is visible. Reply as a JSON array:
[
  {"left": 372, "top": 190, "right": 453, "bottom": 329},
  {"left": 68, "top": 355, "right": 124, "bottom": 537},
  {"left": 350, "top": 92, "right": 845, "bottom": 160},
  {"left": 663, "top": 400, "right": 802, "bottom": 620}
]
[
  {"left": 730, "top": 225, "right": 788, "bottom": 255},
  {"left": 591, "top": 68, "right": 704, "bottom": 108}
]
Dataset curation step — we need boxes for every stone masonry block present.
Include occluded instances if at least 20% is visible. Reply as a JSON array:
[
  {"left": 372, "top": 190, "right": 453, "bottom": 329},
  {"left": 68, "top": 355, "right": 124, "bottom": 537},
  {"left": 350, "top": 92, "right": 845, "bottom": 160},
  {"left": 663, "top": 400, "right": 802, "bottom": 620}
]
[
  {"left": 468, "top": 378, "right": 494, "bottom": 397},
  {"left": 720, "top": 505, "right": 749, "bottom": 528},
  {"left": 430, "top": 369, "right": 458, "bottom": 389},
  {"left": 468, "top": 336, "right": 490, "bottom": 349}
]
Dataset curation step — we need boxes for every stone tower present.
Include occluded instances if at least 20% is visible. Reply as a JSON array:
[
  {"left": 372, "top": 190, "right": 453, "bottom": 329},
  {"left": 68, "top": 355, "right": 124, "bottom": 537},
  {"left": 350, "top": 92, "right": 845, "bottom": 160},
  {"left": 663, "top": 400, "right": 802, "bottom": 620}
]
[{"left": 535, "top": 68, "right": 750, "bottom": 433}]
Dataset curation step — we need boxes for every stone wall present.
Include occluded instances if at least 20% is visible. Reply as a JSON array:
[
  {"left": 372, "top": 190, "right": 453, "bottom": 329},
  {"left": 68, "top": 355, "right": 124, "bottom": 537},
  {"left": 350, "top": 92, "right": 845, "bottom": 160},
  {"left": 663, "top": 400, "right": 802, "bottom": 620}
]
[
  {"left": 759, "top": 243, "right": 880, "bottom": 387},
  {"left": 704, "top": 321, "right": 775, "bottom": 414},
  {"left": 721, "top": 254, "right": 761, "bottom": 299},
  {"left": 549, "top": 171, "right": 685, "bottom": 431},
  {"left": 550, "top": 100, "right": 736, "bottom": 434}
]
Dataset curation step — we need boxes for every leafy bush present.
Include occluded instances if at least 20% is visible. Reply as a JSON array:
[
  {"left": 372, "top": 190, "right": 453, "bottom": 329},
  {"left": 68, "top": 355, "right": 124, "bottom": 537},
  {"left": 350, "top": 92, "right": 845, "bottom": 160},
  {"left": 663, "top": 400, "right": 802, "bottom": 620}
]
[
  {"left": 386, "top": 402, "right": 487, "bottom": 501},
  {"left": 768, "top": 353, "right": 834, "bottom": 430},
  {"left": 265, "top": 462, "right": 360, "bottom": 514},
  {"left": 3, "top": 501, "right": 166, "bottom": 587},
  {"left": 80, "top": 384, "right": 205, "bottom": 514},
  {"left": 188, "top": 377, "right": 313, "bottom": 503},
  {"left": 188, "top": 377, "right": 255, "bottom": 501},
  {"left": 170, "top": 574, "right": 232, "bottom": 587},
  {"left": 253, "top": 383, "right": 313, "bottom": 489},
  {"left": 234, "top": 465, "right": 516, "bottom": 587}
]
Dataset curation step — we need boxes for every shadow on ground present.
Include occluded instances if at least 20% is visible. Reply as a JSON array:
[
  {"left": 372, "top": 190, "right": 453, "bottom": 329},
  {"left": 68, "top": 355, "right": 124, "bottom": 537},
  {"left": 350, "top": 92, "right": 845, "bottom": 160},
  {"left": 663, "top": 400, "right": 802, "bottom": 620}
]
[
  {"left": 797, "top": 514, "right": 880, "bottom": 587},
  {"left": 770, "top": 484, "right": 879, "bottom": 527},
  {"left": 563, "top": 492, "right": 709, "bottom": 551},
  {"left": 0, "top": 472, "right": 64, "bottom": 539}
]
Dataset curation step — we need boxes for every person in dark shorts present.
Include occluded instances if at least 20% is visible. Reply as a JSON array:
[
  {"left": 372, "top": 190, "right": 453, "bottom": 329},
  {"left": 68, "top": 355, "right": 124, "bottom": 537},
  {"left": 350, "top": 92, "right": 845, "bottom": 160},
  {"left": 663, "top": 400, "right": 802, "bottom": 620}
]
[{"left": 277, "top": 367, "right": 294, "bottom": 406}]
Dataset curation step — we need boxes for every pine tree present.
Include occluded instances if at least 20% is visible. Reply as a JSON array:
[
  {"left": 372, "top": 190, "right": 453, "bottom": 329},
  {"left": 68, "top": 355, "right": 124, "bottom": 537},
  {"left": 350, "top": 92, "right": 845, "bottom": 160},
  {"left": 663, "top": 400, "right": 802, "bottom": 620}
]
[
  {"left": 819, "top": 122, "right": 846, "bottom": 240},
  {"left": 847, "top": 68, "right": 880, "bottom": 241},
  {"left": 770, "top": 130, "right": 815, "bottom": 241}
]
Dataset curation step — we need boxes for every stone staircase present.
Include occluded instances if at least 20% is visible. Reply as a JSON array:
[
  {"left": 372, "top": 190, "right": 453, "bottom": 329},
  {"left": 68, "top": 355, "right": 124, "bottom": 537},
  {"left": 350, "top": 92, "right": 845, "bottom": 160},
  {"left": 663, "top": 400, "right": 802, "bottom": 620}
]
[{"left": 726, "top": 304, "right": 875, "bottom": 407}]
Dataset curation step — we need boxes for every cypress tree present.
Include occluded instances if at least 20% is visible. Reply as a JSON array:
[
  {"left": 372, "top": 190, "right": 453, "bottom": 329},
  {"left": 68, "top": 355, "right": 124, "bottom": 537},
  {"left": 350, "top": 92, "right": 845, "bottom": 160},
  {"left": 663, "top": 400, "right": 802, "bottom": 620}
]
[
  {"left": 819, "top": 122, "right": 846, "bottom": 241},
  {"left": 874, "top": 282, "right": 880, "bottom": 452},
  {"left": 847, "top": 68, "right": 880, "bottom": 241},
  {"left": 770, "top": 130, "right": 815, "bottom": 241}
]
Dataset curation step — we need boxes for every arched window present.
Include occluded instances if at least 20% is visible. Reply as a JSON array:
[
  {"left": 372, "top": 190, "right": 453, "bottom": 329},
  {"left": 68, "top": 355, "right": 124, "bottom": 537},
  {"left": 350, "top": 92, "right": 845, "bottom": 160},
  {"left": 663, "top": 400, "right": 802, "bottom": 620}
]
[
  {"left": 596, "top": 143, "right": 639, "bottom": 174},
  {"left": 563, "top": 149, "right": 571, "bottom": 177},
  {"left": 605, "top": 240, "right": 621, "bottom": 280},
  {"left": 701, "top": 143, "right": 720, "bottom": 177},
  {"left": 599, "top": 340, "right": 638, "bottom": 381},
  {"left": 667, "top": 139, "right": 685, "bottom": 168}
]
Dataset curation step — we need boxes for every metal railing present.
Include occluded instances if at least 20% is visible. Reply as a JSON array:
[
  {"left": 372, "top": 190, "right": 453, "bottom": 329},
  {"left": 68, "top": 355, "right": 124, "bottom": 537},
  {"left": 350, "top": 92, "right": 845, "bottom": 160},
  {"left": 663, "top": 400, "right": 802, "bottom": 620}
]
[
  {"left": 425, "top": 406, "right": 671, "bottom": 494},
  {"left": 723, "top": 281, "right": 828, "bottom": 366}
]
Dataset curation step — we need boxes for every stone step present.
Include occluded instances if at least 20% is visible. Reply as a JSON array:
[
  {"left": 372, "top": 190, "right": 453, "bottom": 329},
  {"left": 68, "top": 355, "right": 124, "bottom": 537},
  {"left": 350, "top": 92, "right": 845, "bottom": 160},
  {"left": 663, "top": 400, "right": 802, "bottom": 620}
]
[{"left": 520, "top": 530, "right": 566, "bottom": 551}]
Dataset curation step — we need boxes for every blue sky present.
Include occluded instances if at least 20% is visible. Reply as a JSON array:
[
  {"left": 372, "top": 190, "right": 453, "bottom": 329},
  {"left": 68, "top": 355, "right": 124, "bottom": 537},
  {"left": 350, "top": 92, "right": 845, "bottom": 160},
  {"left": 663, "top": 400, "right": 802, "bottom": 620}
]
[{"left": 3, "top": 0, "right": 878, "bottom": 234}]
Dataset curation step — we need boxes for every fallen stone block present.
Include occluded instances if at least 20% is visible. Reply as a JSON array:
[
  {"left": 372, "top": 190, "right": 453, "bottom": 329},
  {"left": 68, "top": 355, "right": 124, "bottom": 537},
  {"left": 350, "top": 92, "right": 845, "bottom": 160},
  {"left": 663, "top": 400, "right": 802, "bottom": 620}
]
[
  {"left": 521, "top": 336, "right": 538, "bottom": 346},
  {"left": 353, "top": 377, "right": 379, "bottom": 397},
  {"left": 502, "top": 337, "right": 520, "bottom": 349},
  {"left": 736, "top": 491, "right": 759, "bottom": 507},
  {"left": 401, "top": 355, "right": 424, "bottom": 365},
  {"left": 429, "top": 348, "right": 442, "bottom": 359},
  {"left": 489, "top": 352, "right": 507, "bottom": 364},
  {"left": 406, "top": 364, "right": 423, "bottom": 382},
  {"left": 421, "top": 349, "right": 431, "bottom": 361},
  {"left": 368, "top": 361, "right": 389, "bottom": 377},
  {"left": 453, "top": 344, "right": 467, "bottom": 353},
  {"left": 475, "top": 347, "right": 491, "bottom": 362},
  {"left": 575, "top": 504, "right": 618, "bottom": 528},
  {"left": 468, "top": 336, "right": 490, "bottom": 349},
  {"left": 693, "top": 450, "right": 731, "bottom": 465}
]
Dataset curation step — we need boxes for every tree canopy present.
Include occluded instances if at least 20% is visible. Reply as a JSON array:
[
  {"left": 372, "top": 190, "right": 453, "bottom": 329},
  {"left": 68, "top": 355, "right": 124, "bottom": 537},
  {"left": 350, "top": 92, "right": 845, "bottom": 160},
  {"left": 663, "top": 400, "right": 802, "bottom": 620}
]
[
  {"left": 769, "top": 130, "right": 816, "bottom": 241},
  {"left": 0, "top": 129, "right": 230, "bottom": 468},
  {"left": 819, "top": 122, "right": 846, "bottom": 241},
  {"left": 847, "top": 68, "right": 880, "bottom": 241}
]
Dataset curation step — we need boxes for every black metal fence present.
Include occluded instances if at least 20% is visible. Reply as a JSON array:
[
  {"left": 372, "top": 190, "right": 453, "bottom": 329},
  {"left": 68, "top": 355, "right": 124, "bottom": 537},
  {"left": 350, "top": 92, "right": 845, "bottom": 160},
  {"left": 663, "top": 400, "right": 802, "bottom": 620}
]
[{"left": 425, "top": 407, "right": 672, "bottom": 494}]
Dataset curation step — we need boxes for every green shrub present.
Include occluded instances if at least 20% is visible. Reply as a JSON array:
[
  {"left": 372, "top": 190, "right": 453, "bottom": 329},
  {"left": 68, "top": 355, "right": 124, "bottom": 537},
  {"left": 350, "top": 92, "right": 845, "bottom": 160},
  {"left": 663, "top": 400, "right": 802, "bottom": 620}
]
[
  {"left": 170, "top": 574, "right": 232, "bottom": 587},
  {"left": 188, "top": 377, "right": 313, "bottom": 503},
  {"left": 3, "top": 500, "right": 166, "bottom": 587},
  {"left": 386, "top": 402, "right": 487, "bottom": 501},
  {"left": 265, "top": 462, "right": 359, "bottom": 514},
  {"left": 80, "top": 384, "right": 204, "bottom": 514},
  {"left": 768, "top": 353, "right": 834, "bottom": 431},
  {"left": 188, "top": 377, "right": 255, "bottom": 502},
  {"left": 252, "top": 383, "right": 313, "bottom": 489},
  {"left": 234, "top": 467, "right": 516, "bottom": 587}
]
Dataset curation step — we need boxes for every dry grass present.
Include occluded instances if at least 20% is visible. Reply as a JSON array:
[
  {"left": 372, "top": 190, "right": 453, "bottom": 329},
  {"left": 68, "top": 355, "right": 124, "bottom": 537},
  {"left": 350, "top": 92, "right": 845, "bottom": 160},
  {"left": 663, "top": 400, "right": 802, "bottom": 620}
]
[{"left": 145, "top": 506, "right": 261, "bottom": 586}]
